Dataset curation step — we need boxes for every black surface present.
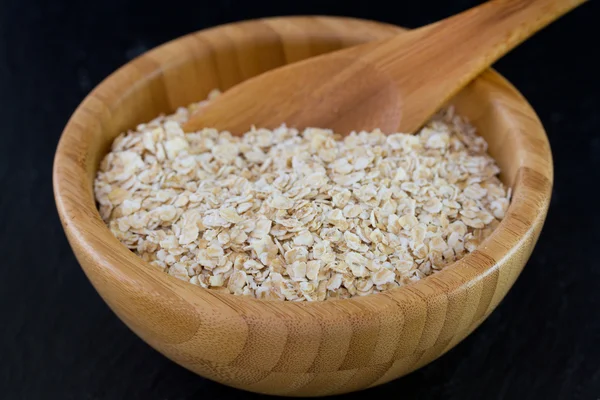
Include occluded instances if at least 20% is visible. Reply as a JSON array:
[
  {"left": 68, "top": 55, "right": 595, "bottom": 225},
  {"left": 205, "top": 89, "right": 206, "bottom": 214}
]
[{"left": 1, "top": 0, "right": 599, "bottom": 399}]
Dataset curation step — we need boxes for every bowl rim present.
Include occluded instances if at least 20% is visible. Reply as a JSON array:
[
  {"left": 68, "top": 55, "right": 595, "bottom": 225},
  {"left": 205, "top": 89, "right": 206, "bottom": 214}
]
[{"left": 53, "top": 15, "right": 553, "bottom": 313}]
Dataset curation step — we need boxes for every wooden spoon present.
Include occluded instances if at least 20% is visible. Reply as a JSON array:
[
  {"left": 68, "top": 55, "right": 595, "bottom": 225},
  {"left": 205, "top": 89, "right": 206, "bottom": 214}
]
[{"left": 183, "top": 0, "right": 586, "bottom": 135}]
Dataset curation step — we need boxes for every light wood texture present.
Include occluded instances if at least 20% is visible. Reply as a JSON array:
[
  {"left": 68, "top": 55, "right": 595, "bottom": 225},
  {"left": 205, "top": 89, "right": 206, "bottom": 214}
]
[
  {"left": 183, "top": 0, "right": 585, "bottom": 136},
  {"left": 53, "top": 17, "right": 553, "bottom": 396}
]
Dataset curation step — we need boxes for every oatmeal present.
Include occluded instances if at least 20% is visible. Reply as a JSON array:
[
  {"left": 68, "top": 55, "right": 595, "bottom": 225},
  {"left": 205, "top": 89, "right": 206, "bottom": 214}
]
[{"left": 94, "top": 92, "right": 511, "bottom": 301}]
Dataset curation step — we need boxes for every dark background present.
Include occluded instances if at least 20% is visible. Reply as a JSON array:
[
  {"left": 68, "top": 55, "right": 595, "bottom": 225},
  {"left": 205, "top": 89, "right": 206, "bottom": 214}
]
[{"left": 1, "top": 0, "right": 599, "bottom": 399}]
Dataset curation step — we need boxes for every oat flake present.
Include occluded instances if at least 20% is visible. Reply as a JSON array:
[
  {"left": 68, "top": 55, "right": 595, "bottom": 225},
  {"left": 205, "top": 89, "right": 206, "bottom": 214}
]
[{"left": 94, "top": 90, "right": 511, "bottom": 301}]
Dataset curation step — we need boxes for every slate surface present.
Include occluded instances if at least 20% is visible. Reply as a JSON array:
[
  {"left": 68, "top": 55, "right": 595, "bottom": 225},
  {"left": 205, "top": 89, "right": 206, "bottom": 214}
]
[{"left": 1, "top": 0, "right": 598, "bottom": 398}]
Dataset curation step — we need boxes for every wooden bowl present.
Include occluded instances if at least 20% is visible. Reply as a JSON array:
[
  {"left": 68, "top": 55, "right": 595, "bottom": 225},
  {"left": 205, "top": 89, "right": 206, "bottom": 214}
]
[{"left": 53, "top": 16, "right": 552, "bottom": 396}]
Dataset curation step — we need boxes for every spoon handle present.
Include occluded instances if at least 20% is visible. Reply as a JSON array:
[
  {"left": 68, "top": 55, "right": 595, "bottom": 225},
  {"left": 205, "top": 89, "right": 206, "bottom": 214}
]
[{"left": 366, "top": 0, "right": 588, "bottom": 132}]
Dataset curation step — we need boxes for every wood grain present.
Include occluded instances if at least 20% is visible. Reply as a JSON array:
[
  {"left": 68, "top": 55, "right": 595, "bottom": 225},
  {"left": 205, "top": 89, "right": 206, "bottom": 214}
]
[
  {"left": 182, "top": 0, "right": 585, "bottom": 135},
  {"left": 53, "top": 16, "right": 553, "bottom": 396}
]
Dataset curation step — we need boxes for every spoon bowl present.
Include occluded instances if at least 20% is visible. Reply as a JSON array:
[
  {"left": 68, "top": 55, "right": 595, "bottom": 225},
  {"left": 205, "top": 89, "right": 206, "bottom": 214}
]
[{"left": 53, "top": 16, "right": 552, "bottom": 396}]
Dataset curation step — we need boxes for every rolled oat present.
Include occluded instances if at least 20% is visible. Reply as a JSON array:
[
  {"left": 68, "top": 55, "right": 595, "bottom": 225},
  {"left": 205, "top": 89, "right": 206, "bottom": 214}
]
[{"left": 94, "top": 91, "right": 511, "bottom": 301}]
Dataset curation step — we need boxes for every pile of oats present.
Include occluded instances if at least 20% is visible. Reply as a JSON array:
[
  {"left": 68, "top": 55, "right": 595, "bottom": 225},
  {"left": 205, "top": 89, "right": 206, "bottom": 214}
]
[{"left": 94, "top": 92, "right": 511, "bottom": 301}]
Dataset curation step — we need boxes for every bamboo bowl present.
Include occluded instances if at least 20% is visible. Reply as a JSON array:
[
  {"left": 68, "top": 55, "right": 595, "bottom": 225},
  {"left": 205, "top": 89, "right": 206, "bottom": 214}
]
[{"left": 53, "top": 16, "right": 552, "bottom": 397}]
